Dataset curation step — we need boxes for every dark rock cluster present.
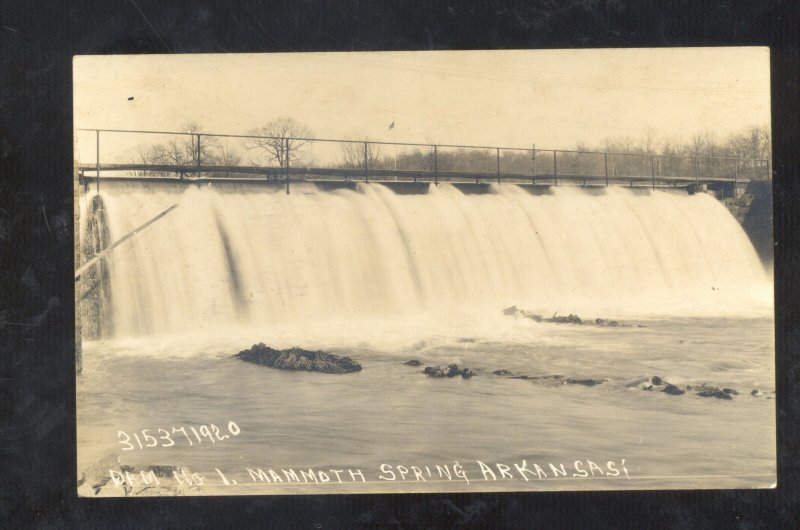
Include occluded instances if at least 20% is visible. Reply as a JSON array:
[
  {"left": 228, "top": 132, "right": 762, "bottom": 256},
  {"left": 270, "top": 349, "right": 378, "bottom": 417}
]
[
  {"left": 595, "top": 318, "right": 622, "bottom": 327},
  {"left": 632, "top": 375, "right": 686, "bottom": 395},
  {"left": 236, "top": 343, "right": 362, "bottom": 374},
  {"left": 423, "top": 364, "right": 475, "bottom": 379},
  {"left": 634, "top": 377, "right": 772, "bottom": 400},
  {"left": 502, "top": 306, "right": 634, "bottom": 327},
  {"left": 401, "top": 359, "right": 773, "bottom": 403},
  {"left": 687, "top": 383, "right": 738, "bottom": 400},
  {"left": 548, "top": 314, "right": 583, "bottom": 324},
  {"left": 492, "top": 370, "right": 606, "bottom": 386}
]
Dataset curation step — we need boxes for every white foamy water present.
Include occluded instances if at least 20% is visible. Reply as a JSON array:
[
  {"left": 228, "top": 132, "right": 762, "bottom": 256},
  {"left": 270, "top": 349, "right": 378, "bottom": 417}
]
[{"left": 83, "top": 181, "right": 770, "bottom": 343}]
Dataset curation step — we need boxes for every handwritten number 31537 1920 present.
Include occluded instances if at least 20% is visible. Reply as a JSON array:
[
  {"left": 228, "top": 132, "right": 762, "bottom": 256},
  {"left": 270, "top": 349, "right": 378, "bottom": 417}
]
[{"left": 118, "top": 422, "right": 241, "bottom": 450}]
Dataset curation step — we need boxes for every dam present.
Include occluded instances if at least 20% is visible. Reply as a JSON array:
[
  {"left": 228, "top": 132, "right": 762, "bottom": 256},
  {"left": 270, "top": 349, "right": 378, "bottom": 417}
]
[
  {"left": 75, "top": 128, "right": 773, "bottom": 337},
  {"left": 77, "top": 178, "right": 772, "bottom": 340}
]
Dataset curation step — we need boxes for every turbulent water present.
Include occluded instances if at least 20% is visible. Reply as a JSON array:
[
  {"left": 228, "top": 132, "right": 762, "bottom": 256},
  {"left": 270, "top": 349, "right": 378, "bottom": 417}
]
[
  {"left": 77, "top": 181, "right": 775, "bottom": 494},
  {"left": 82, "top": 181, "right": 770, "bottom": 338}
]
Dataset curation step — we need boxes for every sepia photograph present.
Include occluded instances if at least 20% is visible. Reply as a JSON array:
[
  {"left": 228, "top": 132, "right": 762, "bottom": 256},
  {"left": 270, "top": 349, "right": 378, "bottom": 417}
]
[{"left": 73, "top": 49, "right": 774, "bottom": 496}]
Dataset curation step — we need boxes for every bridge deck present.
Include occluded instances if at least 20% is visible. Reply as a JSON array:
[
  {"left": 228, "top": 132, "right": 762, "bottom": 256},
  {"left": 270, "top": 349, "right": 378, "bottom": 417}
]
[{"left": 79, "top": 163, "right": 747, "bottom": 188}]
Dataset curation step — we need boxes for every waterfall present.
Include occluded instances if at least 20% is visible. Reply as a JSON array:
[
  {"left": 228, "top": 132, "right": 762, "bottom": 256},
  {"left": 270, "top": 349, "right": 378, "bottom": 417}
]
[{"left": 80, "top": 181, "right": 771, "bottom": 340}]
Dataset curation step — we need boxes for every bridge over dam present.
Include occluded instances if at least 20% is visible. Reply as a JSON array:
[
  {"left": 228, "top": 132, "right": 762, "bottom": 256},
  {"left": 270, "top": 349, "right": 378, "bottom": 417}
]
[
  {"left": 77, "top": 128, "right": 770, "bottom": 197},
  {"left": 75, "top": 128, "right": 773, "bottom": 264}
]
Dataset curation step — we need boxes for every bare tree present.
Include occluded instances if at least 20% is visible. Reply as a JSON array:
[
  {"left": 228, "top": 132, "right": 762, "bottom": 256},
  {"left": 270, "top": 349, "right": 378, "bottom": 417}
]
[
  {"left": 247, "top": 117, "right": 312, "bottom": 167},
  {"left": 216, "top": 143, "right": 243, "bottom": 167},
  {"left": 339, "top": 139, "right": 382, "bottom": 169},
  {"left": 132, "top": 123, "right": 219, "bottom": 178},
  {"left": 688, "top": 134, "right": 706, "bottom": 157},
  {"left": 641, "top": 126, "right": 658, "bottom": 155},
  {"left": 182, "top": 122, "right": 218, "bottom": 166}
]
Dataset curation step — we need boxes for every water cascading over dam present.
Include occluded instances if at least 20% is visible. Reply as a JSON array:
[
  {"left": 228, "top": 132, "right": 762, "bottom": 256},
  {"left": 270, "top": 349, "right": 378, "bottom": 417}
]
[{"left": 79, "top": 181, "right": 771, "bottom": 340}]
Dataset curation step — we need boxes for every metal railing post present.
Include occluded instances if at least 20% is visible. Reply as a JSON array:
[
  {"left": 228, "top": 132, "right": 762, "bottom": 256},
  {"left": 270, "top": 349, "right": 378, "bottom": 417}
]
[
  {"left": 531, "top": 144, "right": 536, "bottom": 184},
  {"left": 364, "top": 141, "right": 369, "bottom": 183},
  {"left": 553, "top": 150, "right": 558, "bottom": 186},
  {"left": 196, "top": 134, "right": 202, "bottom": 178},
  {"left": 95, "top": 129, "right": 100, "bottom": 193},
  {"left": 693, "top": 156, "right": 699, "bottom": 186},
  {"left": 433, "top": 145, "right": 438, "bottom": 185},
  {"left": 733, "top": 159, "right": 738, "bottom": 193},
  {"left": 604, "top": 152, "right": 609, "bottom": 186},
  {"left": 496, "top": 148, "right": 501, "bottom": 184},
  {"left": 650, "top": 155, "right": 655, "bottom": 190},
  {"left": 285, "top": 137, "right": 290, "bottom": 194}
]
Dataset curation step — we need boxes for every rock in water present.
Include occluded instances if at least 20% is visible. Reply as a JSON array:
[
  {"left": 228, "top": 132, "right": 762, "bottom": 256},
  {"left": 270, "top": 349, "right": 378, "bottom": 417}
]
[
  {"left": 696, "top": 387, "right": 733, "bottom": 400},
  {"left": 564, "top": 378, "right": 606, "bottom": 386},
  {"left": 236, "top": 343, "right": 362, "bottom": 374},
  {"left": 627, "top": 375, "right": 665, "bottom": 390},
  {"left": 663, "top": 384, "right": 685, "bottom": 396},
  {"left": 446, "top": 364, "right": 461, "bottom": 377},
  {"left": 595, "top": 318, "right": 623, "bottom": 327},
  {"left": 424, "top": 366, "right": 446, "bottom": 378},
  {"left": 424, "top": 364, "right": 475, "bottom": 379},
  {"left": 547, "top": 313, "right": 583, "bottom": 325},
  {"left": 403, "top": 360, "right": 422, "bottom": 366}
]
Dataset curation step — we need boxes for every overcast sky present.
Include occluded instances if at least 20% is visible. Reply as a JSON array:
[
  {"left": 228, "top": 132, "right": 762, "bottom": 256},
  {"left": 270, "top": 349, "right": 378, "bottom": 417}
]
[{"left": 74, "top": 48, "right": 770, "bottom": 161}]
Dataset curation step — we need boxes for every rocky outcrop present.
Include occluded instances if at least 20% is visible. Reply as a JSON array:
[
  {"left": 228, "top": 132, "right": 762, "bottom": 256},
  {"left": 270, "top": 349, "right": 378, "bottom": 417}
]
[
  {"left": 236, "top": 343, "right": 362, "bottom": 374},
  {"left": 663, "top": 384, "right": 685, "bottom": 395},
  {"left": 414, "top": 363, "right": 772, "bottom": 403},
  {"left": 565, "top": 377, "right": 606, "bottom": 386},
  {"left": 750, "top": 388, "right": 774, "bottom": 398},
  {"left": 722, "top": 180, "right": 773, "bottom": 264},
  {"left": 629, "top": 377, "right": 772, "bottom": 400},
  {"left": 687, "top": 384, "right": 738, "bottom": 400},
  {"left": 424, "top": 363, "right": 474, "bottom": 379},
  {"left": 502, "top": 306, "right": 582, "bottom": 324},
  {"left": 502, "top": 306, "right": 637, "bottom": 327},
  {"left": 493, "top": 370, "right": 606, "bottom": 387},
  {"left": 548, "top": 314, "right": 583, "bottom": 324},
  {"left": 629, "top": 375, "right": 685, "bottom": 395}
]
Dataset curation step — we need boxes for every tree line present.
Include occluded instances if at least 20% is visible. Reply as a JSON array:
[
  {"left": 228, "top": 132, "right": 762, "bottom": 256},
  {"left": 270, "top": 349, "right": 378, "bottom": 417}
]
[{"left": 131, "top": 119, "right": 771, "bottom": 180}]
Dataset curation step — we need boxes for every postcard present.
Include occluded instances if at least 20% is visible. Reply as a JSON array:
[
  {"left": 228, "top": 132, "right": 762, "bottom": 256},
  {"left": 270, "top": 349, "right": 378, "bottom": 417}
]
[{"left": 74, "top": 49, "right": 774, "bottom": 496}]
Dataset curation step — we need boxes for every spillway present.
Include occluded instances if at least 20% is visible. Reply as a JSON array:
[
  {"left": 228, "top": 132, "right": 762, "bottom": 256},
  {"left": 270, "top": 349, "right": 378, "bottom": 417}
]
[{"left": 79, "top": 181, "right": 771, "bottom": 339}]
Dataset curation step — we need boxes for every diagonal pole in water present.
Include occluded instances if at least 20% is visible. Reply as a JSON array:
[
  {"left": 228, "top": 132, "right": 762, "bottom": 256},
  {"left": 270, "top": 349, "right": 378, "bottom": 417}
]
[{"left": 75, "top": 203, "right": 178, "bottom": 281}]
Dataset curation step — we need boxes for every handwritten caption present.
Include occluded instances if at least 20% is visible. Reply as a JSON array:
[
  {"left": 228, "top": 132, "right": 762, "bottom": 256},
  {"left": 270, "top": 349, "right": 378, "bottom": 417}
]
[
  {"left": 106, "top": 458, "right": 631, "bottom": 490},
  {"left": 117, "top": 421, "right": 241, "bottom": 451}
]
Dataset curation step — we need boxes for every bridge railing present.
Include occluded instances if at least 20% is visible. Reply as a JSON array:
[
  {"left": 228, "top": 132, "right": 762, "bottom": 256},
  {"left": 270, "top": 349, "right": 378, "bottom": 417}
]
[{"left": 75, "top": 128, "right": 772, "bottom": 187}]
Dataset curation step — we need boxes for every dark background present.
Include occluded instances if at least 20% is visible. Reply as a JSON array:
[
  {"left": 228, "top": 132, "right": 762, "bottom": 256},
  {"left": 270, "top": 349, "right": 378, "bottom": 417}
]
[{"left": 1, "top": 1, "right": 798, "bottom": 527}]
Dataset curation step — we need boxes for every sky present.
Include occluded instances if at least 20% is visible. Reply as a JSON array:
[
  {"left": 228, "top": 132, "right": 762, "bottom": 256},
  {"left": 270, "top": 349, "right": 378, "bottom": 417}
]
[{"left": 73, "top": 48, "right": 770, "bottom": 163}]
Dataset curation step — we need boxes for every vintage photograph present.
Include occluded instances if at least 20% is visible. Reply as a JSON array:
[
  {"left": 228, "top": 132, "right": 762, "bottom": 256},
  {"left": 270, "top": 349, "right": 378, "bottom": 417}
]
[{"left": 74, "top": 49, "right": 774, "bottom": 496}]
